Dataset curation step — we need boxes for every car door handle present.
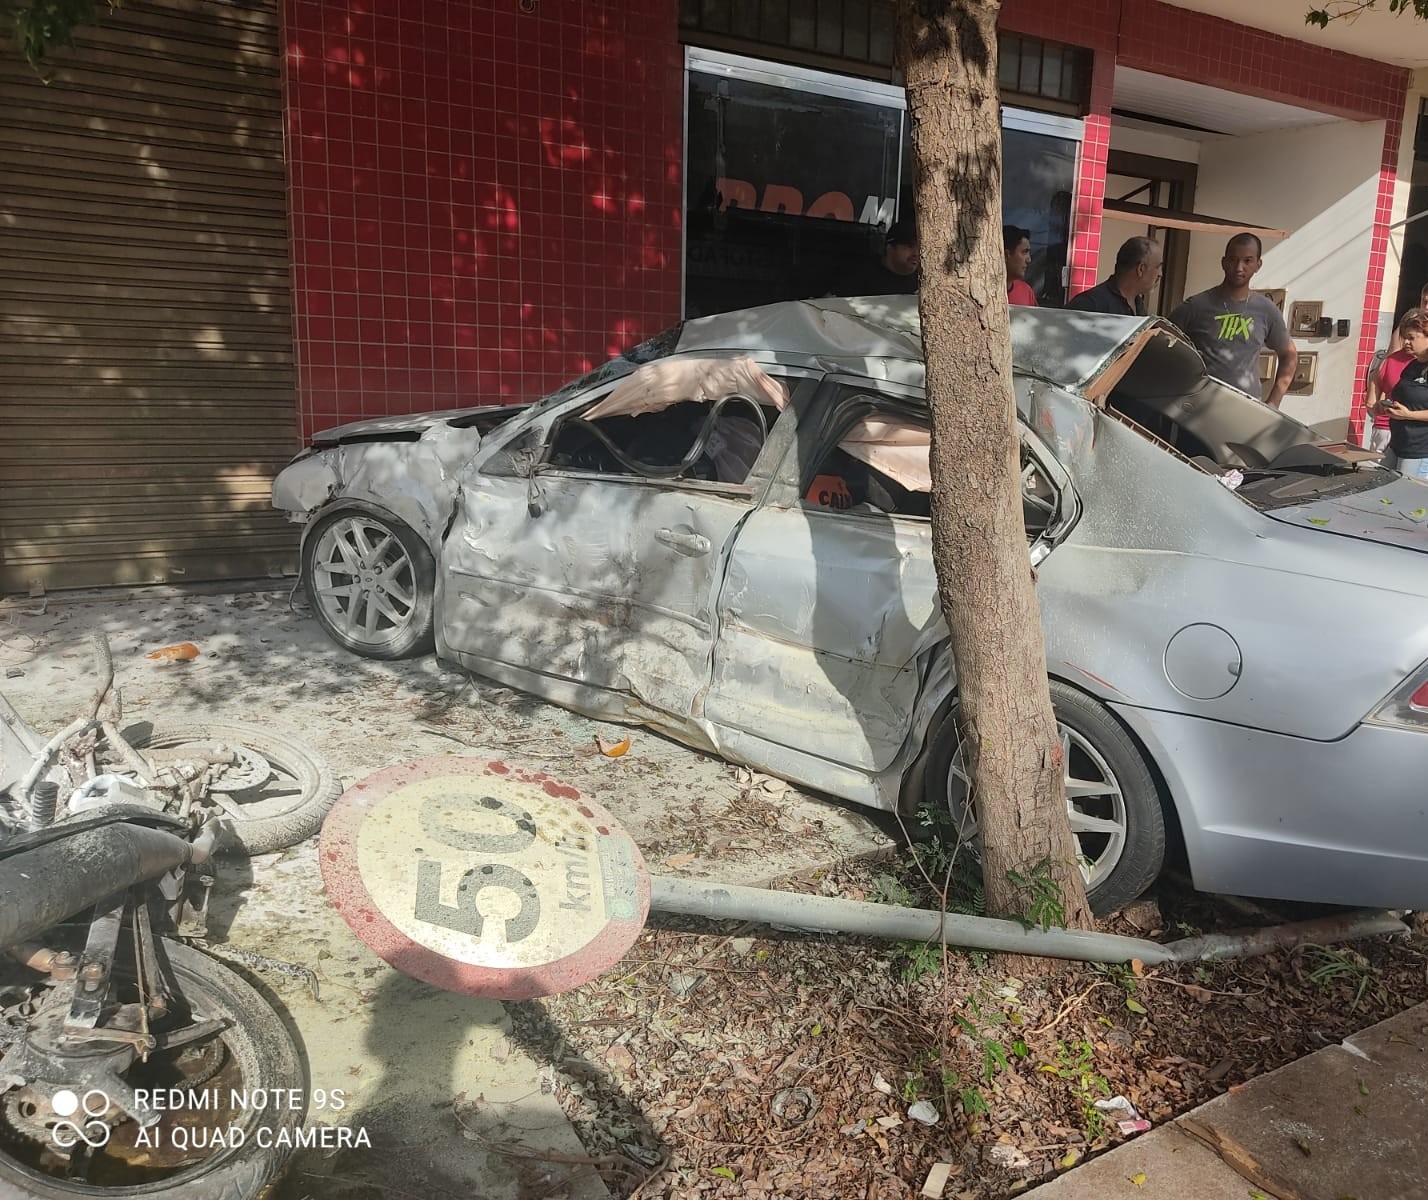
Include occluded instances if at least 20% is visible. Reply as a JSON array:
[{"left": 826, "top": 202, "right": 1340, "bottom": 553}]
[{"left": 655, "top": 527, "right": 710, "bottom": 556}]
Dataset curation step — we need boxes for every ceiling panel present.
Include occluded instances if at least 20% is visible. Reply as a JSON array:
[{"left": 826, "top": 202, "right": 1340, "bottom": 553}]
[{"left": 1112, "top": 67, "right": 1341, "bottom": 138}]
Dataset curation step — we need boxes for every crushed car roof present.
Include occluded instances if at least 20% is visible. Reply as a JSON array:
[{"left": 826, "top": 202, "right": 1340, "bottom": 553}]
[{"left": 674, "top": 295, "right": 1171, "bottom": 396}]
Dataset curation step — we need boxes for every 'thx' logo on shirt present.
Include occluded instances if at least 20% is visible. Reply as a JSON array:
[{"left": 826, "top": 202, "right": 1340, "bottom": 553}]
[{"left": 1214, "top": 313, "right": 1254, "bottom": 341}]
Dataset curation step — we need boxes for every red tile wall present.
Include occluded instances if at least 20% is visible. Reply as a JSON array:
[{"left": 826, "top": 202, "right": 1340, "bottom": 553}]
[
  {"left": 283, "top": 0, "right": 1411, "bottom": 436},
  {"left": 283, "top": 0, "right": 683, "bottom": 436},
  {"left": 1351, "top": 122, "right": 1409, "bottom": 444},
  {"left": 1067, "top": 50, "right": 1114, "bottom": 299},
  {"left": 1116, "top": 0, "right": 1408, "bottom": 123},
  {"left": 1001, "top": 0, "right": 1119, "bottom": 53}
]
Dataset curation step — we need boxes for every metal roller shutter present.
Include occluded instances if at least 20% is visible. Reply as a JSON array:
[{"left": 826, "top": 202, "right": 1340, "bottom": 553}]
[{"left": 0, "top": 0, "right": 298, "bottom": 593}]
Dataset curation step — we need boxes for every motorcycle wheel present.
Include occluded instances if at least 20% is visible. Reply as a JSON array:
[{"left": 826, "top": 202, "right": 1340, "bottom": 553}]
[
  {"left": 0, "top": 940, "right": 304, "bottom": 1199},
  {"left": 119, "top": 721, "right": 342, "bottom": 856}
]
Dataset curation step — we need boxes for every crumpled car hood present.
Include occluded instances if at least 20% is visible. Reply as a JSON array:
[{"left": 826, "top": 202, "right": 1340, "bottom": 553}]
[
  {"left": 311, "top": 404, "right": 524, "bottom": 447},
  {"left": 1262, "top": 474, "right": 1428, "bottom": 553}
]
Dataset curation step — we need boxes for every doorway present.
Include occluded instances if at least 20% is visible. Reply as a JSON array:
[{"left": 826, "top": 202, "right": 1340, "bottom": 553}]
[
  {"left": 1101, "top": 150, "right": 1198, "bottom": 314},
  {"left": 1393, "top": 98, "right": 1428, "bottom": 322}
]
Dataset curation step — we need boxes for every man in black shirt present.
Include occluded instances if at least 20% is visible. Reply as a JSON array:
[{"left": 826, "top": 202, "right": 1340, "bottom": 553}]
[
  {"left": 1067, "top": 237, "right": 1163, "bottom": 317},
  {"left": 838, "top": 218, "right": 920, "bottom": 298}
]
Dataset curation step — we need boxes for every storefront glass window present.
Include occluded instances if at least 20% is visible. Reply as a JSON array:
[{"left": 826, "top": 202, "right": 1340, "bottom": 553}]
[
  {"left": 1003, "top": 125, "right": 1079, "bottom": 307},
  {"left": 685, "top": 62, "right": 904, "bottom": 317},
  {"left": 684, "top": 50, "right": 1082, "bottom": 317}
]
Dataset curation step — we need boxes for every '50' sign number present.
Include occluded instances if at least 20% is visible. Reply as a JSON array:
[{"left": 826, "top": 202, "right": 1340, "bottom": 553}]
[{"left": 413, "top": 793, "right": 543, "bottom": 944}]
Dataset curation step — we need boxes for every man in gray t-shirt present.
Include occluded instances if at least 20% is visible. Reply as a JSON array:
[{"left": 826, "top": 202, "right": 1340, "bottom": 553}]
[{"left": 1169, "top": 233, "right": 1298, "bottom": 408}]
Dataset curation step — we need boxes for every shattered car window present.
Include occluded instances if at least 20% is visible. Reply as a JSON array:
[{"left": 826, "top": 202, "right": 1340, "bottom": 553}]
[
  {"left": 807, "top": 407, "right": 1057, "bottom": 535},
  {"left": 547, "top": 402, "right": 774, "bottom": 485},
  {"left": 543, "top": 356, "right": 786, "bottom": 486},
  {"left": 805, "top": 441, "right": 931, "bottom": 517},
  {"left": 521, "top": 323, "right": 687, "bottom": 420},
  {"left": 811, "top": 405, "right": 1056, "bottom": 537},
  {"left": 1103, "top": 329, "right": 1391, "bottom": 508}
]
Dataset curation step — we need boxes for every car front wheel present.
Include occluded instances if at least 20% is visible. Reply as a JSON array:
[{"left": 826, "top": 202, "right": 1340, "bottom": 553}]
[
  {"left": 923, "top": 681, "right": 1166, "bottom": 916},
  {"left": 303, "top": 509, "right": 436, "bottom": 659}
]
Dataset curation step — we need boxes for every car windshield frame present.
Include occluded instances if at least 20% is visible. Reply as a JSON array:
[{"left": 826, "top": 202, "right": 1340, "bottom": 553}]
[{"left": 519, "top": 324, "right": 688, "bottom": 422}]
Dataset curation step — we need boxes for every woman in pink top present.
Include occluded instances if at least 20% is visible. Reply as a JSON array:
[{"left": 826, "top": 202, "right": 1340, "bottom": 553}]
[
  {"left": 1004, "top": 225, "right": 1038, "bottom": 307},
  {"left": 1369, "top": 345, "right": 1415, "bottom": 460},
  {"left": 1362, "top": 285, "right": 1427, "bottom": 455}
]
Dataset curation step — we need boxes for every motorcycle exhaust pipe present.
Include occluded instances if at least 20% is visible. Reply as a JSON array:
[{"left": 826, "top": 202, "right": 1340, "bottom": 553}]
[{"left": 0, "top": 823, "right": 194, "bottom": 950}]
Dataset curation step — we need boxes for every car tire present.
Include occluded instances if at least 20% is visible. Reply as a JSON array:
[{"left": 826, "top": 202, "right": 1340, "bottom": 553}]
[
  {"left": 922, "top": 681, "right": 1166, "bottom": 916},
  {"left": 302, "top": 508, "right": 436, "bottom": 660}
]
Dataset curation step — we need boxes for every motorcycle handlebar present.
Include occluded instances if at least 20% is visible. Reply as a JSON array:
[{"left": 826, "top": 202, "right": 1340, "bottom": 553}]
[{"left": 87, "top": 632, "right": 115, "bottom": 721}]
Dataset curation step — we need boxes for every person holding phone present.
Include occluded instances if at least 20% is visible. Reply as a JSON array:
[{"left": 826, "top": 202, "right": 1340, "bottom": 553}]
[{"left": 1382, "top": 308, "right": 1428, "bottom": 481}]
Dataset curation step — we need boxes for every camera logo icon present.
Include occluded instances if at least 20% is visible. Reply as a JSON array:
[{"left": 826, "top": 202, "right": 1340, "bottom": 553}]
[{"left": 49, "top": 1089, "right": 112, "bottom": 1149}]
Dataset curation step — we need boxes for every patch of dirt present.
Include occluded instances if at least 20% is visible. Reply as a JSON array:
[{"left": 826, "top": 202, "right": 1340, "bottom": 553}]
[{"left": 509, "top": 854, "right": 1428, "bottom": 1199}]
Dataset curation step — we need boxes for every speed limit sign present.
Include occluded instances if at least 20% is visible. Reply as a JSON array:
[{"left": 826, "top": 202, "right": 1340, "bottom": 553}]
[{"left": 321, "top": 757, "right": 651, "bottom": 999}]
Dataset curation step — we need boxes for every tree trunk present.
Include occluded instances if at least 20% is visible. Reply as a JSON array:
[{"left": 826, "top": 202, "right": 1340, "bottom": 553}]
[{"left": 895, "top": 0, "right": 1093, "bottom": 934}]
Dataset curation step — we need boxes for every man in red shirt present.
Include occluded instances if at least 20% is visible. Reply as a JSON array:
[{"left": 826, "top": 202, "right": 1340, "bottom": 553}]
[{"left": 1004, "top": 225, "right": 1037, "bottom": 307}]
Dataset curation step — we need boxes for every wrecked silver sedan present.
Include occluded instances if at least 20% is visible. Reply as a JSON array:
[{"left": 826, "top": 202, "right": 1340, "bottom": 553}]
[{"left": 273, "top": 298, "right": 1428, "bottom": 914}]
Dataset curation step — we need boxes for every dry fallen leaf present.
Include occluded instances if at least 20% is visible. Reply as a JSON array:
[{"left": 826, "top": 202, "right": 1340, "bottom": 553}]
[
  {"left": 147, "top": 642, "right": 199, "bottom": 662},
  {"left": 1130, "top": 958, "right": 1145, "bottom": 978},
  {"left": 597, "top": 734, "right": 632, "bottom": 757},
  {"left": 1129, "top": 1173, "right": 1147, "bottom": 1187},
  {"left": 664, "top": 853, "right": 697, "bottom": 870}
]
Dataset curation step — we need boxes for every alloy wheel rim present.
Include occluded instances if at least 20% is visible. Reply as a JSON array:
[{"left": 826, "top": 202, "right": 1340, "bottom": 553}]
[
  {"left": 312, "top": 517, "right": 418, "bottom": 646},
  {"left": 946, "top": 724, "right": 1128, "bottom": 890}
]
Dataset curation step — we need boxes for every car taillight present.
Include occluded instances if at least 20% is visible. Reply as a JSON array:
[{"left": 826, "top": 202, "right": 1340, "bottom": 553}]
[{"left": 1367, "top": 663, "right": 1428, "bottom": 730}]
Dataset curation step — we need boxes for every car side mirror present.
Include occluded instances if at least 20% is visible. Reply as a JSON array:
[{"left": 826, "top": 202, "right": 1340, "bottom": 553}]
[
  {"left": 526, "top": 472, "right": 547, "bottom": 518},
  {"left": 482, "top": 429, "right": 542, "bottom": 478}
]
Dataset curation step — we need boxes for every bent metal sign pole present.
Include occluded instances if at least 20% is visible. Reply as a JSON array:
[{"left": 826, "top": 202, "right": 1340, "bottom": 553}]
[{"left": 320, "top": 758, "right": 1404, "bottom": 999}]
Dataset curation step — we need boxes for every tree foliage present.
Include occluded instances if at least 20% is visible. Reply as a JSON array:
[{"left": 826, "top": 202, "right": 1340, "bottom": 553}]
[
  {"left": 2, "top": 0, "right": 120, "bottom": 72},
  {"left": 1306, "top": 0, "right": 1428, "bottom": 28}
]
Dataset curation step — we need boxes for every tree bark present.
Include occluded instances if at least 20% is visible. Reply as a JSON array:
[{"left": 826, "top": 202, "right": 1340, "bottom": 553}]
[{"left": 895, "top": 0, "right": 1093, "bottom": 933}]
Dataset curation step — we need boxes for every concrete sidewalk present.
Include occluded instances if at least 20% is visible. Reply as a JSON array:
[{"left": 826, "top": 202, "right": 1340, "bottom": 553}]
[
  {"left": 0, "top": 583, "right": 888, "bottom": 1199},
  {"left": 1029, "top": 1001, "right": 1428, "bottom": 1200}
]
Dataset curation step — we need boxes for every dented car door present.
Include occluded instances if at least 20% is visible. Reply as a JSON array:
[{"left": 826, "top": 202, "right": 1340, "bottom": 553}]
[
  {"left": 703, "top": 382, "right": 1075, "bottom": 779},
  {"left": 703, "top": 403, "right": 943, "bottom": 776},
  {"left": 438, "top": 393, "right": 775, "bottom": 729}
]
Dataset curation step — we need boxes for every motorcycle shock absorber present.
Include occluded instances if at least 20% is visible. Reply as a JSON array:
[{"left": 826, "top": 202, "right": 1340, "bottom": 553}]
[{"left": 26, "top": 780, "right": 58, "bottom": 829}]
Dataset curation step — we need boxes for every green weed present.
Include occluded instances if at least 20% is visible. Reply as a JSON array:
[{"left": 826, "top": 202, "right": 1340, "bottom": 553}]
[
  {"left": 1039, "top": 1040, "right": 1112, "bottom": 1139},
  {"left": 1006, "top": 857, "right": 1067, "bottom": 931},
  {"left": 1302, "top": 945, "right": 1381, "bottom": 1012}
]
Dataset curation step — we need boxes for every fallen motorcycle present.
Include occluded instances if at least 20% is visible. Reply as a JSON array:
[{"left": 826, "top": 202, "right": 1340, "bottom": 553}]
[
  {"left": 1, "top": 634, "right": 340, "bottom": 857},
  {"left": 0, "top": 636, "right": 328, "bottom": 1196}
]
